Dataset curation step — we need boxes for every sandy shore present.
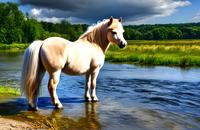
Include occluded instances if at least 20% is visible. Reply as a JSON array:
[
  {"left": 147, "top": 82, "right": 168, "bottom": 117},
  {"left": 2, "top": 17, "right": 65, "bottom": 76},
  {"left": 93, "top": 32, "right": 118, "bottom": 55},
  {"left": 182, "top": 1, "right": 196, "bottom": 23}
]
[{"left": 0, "top": 118, "right": 35, "bottom": 130}]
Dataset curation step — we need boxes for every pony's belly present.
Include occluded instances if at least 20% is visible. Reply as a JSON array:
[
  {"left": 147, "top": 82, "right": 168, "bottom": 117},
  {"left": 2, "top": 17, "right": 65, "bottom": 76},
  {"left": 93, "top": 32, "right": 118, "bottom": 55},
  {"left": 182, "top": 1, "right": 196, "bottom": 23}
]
[{"left": 62, "top": 64, "right": 89, "bottom": 75}]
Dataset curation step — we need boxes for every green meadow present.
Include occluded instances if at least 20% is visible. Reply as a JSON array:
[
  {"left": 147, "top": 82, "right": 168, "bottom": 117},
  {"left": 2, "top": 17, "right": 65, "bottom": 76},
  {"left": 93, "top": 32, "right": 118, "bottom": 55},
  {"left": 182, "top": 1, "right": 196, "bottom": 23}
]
[{"left": 106, "top": 40, "right": 200, "bottom": 67}]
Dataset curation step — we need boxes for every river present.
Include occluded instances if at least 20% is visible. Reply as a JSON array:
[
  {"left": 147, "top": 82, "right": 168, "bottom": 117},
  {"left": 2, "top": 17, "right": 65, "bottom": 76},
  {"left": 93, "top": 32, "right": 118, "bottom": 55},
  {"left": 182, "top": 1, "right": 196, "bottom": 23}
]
[{"left": 0, "top": 52, "right": 200, "bottom": 130}]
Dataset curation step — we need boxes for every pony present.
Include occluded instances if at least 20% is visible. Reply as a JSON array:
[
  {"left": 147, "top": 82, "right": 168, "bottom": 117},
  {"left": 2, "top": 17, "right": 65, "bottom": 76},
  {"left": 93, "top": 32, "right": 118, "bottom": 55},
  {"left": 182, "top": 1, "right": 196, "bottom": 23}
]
[{"left": 21, "top": 17, "right": 127, "bottom": 110}]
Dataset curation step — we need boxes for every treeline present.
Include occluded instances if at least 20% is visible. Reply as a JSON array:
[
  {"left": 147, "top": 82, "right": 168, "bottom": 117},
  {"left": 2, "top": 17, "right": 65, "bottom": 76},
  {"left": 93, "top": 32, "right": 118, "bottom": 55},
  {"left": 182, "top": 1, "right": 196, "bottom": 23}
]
[
  {"left": 0, "top": 3, "right": 200, "bottom": 44},
  {"left": 124, "top": 23, "right": 200, "bottom": 40},
  {"left": 0, "top": 3, "right": 87, "bottom": 44}
]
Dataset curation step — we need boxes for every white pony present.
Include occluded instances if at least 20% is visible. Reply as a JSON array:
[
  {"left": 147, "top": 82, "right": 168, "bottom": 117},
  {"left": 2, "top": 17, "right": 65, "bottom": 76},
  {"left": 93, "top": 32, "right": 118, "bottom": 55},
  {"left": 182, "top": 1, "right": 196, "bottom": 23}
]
[{"left": 21, "top": 17, "right": 127, "bottom": 110}]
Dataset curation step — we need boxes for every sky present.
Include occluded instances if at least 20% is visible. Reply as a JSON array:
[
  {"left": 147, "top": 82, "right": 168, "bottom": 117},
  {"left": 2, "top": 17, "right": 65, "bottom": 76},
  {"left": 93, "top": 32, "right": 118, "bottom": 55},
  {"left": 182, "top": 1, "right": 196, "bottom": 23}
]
[{"left": 0, "top": 0, "right": 200, "bottom": 25}]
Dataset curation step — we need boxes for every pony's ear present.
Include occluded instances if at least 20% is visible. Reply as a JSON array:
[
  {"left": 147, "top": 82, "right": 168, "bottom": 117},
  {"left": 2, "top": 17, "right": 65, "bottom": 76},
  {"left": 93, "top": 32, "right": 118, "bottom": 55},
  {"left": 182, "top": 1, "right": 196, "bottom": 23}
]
[
  {"left": 108, "top": 16, "right": 113, "bottom": 26},
  {"left": 118, "top": 17, "right": 122, "bottom": 22}
]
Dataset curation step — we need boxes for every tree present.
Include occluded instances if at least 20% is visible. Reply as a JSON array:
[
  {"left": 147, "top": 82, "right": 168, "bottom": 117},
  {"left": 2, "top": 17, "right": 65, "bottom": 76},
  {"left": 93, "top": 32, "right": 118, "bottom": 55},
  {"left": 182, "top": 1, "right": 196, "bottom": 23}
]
[
  {"left": 152, "top": 28, "right": 168, "bottom": 40},
  {"left": 124, "top": 28, "right": 142, "bottom": 40},
  {"left": 0, "top": 3, "right": 24, "bottom": 44},
  {"left": 23, "top": 19, "right": 44, "bottom": 42},
  {"left": 144, "top": 31, "right": 153, "bottom": 40},
  {"left": 181, "top": 27, "right": 199, "bottom": 39},
  {"left": 167, "top": 27, "right": 182, "bottom": 39}
]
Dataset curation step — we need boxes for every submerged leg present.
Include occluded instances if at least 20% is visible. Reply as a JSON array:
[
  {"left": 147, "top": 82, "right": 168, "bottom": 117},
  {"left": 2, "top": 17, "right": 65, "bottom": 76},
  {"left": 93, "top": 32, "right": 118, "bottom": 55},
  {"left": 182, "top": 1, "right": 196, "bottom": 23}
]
[
  {"left": 85, "top": 73, "right": 92, "bottom": 101},
  {"left": 48, "top": 70, "right": 63, "bottom": 109},
  {"left": 91, "top": 70, "right": 99, "bottom": 102}
]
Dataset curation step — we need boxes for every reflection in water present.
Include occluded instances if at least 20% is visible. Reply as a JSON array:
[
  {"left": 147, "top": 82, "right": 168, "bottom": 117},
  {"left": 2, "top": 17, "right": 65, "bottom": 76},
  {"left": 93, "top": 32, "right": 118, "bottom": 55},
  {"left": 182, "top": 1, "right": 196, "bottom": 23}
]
[
  {"left": 0, "top": 98, "right": 101, "bottom": 130},
  {"left": 46, "top": 102, "right": 101, "bottom": 130},
  {"left": 83, "top": 102, "right": 100, "bottom": 130}
]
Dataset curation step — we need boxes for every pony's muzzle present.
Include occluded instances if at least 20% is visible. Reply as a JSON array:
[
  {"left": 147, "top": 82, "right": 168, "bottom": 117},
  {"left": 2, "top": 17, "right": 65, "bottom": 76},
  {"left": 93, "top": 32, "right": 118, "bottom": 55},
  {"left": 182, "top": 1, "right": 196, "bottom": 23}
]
[{"left": 118, "top": 41, "right": 127, "bottom": 48}]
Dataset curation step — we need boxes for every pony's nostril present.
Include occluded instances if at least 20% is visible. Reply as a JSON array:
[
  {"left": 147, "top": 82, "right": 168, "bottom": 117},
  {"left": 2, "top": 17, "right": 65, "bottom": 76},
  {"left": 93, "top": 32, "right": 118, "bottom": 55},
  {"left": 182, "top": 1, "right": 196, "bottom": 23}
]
[{"left": 119, "top": 41, "right": 126, "bottom": 48}]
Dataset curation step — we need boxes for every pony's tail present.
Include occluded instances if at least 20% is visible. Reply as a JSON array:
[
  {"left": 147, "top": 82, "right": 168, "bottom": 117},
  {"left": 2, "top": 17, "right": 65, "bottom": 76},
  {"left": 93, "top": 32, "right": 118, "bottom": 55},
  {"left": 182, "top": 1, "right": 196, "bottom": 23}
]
[{"left": 21, "top": 40, "right": 45, "bottom": 105}]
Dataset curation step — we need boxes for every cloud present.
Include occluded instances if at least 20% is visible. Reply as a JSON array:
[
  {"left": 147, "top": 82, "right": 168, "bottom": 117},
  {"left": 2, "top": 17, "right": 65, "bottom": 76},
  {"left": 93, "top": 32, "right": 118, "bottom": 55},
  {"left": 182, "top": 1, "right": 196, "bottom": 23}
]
[
  {"left": 30, "top": 8, "right": 42, "bottom": 17},
  {"left": 20, "top": 0, "right": 191, "bottom": 24},
  {"left": 192, "top": 10, "right": 200, "bottom": 22},
  {"left": 36, "top": 17, "right": 67, "bottom": 23}
]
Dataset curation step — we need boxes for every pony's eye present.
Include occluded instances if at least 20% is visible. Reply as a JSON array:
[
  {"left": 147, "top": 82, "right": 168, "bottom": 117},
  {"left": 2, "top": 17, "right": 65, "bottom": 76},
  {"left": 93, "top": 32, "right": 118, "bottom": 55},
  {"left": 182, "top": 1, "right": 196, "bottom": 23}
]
[{"left": 111, "top": 31, "right": 117, "bottom": 34}]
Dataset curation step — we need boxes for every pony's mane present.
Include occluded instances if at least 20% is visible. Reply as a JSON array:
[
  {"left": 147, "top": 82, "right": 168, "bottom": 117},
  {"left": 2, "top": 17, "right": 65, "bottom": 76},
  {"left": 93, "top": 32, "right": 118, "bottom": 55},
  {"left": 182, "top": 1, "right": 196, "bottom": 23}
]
[{"left": 79, "top": 19, "right": 109, "bottom": 40}]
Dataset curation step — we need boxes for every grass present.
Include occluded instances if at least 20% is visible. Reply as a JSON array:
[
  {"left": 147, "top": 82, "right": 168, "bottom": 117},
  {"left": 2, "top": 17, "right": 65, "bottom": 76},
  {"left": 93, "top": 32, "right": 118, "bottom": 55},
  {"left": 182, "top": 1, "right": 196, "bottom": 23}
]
[
  {"left": 0, "top": 43, "right": 28, "bottom": 52},
  {"left": 0, "top": 86, "right": 20, "bottom": 96},
  {"left": 106, "top": 40, "right": 200, "bottom": 67}
]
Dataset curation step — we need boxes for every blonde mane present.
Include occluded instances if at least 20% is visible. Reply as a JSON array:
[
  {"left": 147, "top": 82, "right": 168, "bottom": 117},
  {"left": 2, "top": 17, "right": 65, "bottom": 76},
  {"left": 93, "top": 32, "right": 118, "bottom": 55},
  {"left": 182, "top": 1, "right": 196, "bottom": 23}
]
[{"left": 79, "top": 19, "right": 109, "bottom": 46}]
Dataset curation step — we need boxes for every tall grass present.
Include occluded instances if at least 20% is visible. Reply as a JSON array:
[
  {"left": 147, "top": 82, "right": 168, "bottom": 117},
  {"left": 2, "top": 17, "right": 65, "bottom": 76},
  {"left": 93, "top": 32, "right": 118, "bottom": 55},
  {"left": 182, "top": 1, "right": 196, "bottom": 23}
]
[{"left": 106, "top": 40, "right": 200, "bottom": 67}]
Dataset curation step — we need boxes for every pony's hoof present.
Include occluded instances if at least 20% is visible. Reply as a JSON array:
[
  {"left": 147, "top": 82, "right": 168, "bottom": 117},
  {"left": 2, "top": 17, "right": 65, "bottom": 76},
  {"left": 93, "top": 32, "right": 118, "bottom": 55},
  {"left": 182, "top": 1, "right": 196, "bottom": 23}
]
[
  {"left": 91, "top": 97, "right": 99, "bottom": 102},
  {"left": 28, "top": 104, "right": 38, "bottom": 111},
  {"left": 85, "top": 97, "right": 92, "bottom": 102},
  {"left": 54, "top": 103, "right": 63, "bottom": 109}
]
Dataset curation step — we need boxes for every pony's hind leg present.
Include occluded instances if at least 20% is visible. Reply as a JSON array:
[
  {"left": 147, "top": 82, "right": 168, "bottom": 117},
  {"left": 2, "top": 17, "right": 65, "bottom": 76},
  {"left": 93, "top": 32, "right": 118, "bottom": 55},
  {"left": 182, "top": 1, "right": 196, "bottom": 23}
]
[
  {"left": 28, "top": 89, "right": 39, "bottom": 111},
  {"left": 48, "top": 70, "right": 63, "bottom": 109}
]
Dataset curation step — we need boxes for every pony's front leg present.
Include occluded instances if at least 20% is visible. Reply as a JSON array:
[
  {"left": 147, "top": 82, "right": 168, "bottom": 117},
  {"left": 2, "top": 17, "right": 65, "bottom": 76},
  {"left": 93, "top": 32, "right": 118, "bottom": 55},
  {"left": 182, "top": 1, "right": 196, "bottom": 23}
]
[
  {"left": 91, "top": 70, "right": 100, "bottom": 102},
  {"left": 48, "top": 70, "right": 63, "bottom": 109},
  {"left": 84, "top": 73, "right": 92, "bottom": 101}
]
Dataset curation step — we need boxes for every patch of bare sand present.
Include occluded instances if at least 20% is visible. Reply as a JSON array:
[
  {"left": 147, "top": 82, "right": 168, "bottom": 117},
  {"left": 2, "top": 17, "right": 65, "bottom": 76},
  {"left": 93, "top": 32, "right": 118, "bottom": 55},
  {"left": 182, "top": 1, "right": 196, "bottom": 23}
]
[{"left": 0, "top": 117, "right": 35, "bottom": 130}]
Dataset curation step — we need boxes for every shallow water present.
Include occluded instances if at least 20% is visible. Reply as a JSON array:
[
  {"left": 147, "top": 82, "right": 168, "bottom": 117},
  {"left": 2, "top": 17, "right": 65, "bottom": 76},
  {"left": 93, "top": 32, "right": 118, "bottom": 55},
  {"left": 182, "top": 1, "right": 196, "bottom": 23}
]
[{"left": 0, "top": 52, "right": 200, "bottom": 130}]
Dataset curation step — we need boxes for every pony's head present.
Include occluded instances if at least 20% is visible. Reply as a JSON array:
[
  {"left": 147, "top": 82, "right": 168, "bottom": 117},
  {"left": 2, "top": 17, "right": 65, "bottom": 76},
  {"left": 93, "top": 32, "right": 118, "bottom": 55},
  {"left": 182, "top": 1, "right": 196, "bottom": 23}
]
[{"left": 107, "top": 17, "right": 127, "bottom": 48}]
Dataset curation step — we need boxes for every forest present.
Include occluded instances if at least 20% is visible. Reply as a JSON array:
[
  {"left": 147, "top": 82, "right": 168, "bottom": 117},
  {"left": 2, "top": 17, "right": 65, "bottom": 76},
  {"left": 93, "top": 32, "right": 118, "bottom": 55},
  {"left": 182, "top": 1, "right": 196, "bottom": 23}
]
[{"left": 0, "top": 3, "right": 200, "bottom": 44}]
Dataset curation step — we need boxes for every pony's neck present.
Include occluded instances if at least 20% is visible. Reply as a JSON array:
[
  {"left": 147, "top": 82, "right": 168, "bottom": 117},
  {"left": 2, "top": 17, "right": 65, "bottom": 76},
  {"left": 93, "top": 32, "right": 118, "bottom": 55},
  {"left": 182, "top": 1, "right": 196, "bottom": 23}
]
[{"left": 79, "top": 22, "right": 110, "bottom": 53}]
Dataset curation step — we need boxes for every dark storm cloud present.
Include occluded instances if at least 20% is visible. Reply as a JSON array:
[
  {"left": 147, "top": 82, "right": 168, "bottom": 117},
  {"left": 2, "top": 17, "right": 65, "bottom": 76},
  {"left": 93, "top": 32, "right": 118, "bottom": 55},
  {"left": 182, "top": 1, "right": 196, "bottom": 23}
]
[
  {"left": 20, "top": 0, "right": 191, "bottom": 24},
  {"left": 20, "top": 0, "right": 89, "bottom": 11}
]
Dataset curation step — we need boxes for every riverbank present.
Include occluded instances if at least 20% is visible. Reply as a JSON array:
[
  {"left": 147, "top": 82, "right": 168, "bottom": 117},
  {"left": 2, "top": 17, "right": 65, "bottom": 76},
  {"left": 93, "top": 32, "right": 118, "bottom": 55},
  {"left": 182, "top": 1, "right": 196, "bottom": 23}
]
[
  {"left": 0, "top": 86, "right": 20, "bottom": 96},
  {"left": 0, "top": 86, "right": 36, "bottom": 130},
  {"left": 106, "top": 40, "right": 200, "bottom": 67},
  {"left": 1, "top": 40, "right": 200, "bottom": 67},
  {"left": 0, "top": 43, "right": 28, "bottom": 52},
  {"left": 0, "top": 86, "right": 20, "bottom": 104}
]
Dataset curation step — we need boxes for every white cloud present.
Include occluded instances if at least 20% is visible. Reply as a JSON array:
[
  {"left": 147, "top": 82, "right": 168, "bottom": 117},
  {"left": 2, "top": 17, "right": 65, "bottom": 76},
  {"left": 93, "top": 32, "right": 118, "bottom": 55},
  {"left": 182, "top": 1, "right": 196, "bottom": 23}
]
[
  {"left": 30, "top": 8, "right": 42, "bottom": 17},
  {"left": 153, "top": 0, "right": 191, "bottom": 17},
  {"left": 36, "top": 17, "right": 66, "bottom": 23}
]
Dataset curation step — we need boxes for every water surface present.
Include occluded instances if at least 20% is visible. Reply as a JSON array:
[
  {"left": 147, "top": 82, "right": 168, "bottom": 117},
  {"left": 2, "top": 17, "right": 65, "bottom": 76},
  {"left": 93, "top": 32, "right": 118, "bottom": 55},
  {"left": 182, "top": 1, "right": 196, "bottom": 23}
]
[{"left": 0, "top": 52, "right": 200, "bottom": 130}]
